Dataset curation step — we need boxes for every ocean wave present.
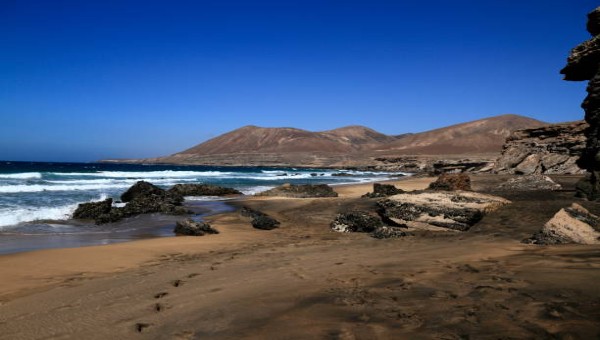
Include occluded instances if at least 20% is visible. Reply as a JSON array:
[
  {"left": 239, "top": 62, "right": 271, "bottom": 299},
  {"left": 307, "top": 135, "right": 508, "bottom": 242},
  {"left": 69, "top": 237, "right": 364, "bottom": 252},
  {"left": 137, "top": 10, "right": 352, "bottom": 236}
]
[
  {"left": 239, "top": 186, "right": 274, "bottom": 195},
  {"left": 0, "top": 172, "right": 43, "bottom": 179},
  {"left": 0, "top": 183, "right": 132, "bottom": 193},
  {"left": 50, "top": 170, "right": 234, "bottom": 178},
  {"left": 45, "top": 178, "right": 197, "bottom": 185},
  {"left": 0, "top": 194, "right": 107, "bottom": 228}
]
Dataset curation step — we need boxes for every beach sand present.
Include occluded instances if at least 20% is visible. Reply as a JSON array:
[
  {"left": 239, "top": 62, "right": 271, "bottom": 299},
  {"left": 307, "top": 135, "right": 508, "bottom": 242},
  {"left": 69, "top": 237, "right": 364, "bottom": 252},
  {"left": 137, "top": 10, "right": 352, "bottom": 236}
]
[{"left": 1, "top": 176, "right": 599, "bottom": 339}]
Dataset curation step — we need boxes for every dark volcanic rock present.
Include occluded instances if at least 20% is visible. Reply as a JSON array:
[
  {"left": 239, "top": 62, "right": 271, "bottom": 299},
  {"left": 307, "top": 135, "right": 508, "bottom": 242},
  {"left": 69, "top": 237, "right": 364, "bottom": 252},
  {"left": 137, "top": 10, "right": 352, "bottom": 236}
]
[
  {"left": 258, "top": 184, "right": 338, "bottom": 198},
  {"left": 497, "top": 175, "right": 562, "bottom": 191},
  {"left": 428, "top": 173, "right": 471, "bottom": 191},
  {"left": 561, "top": 7, "right": 600, "bottom": 199},
  {"left": 362, "top": 183, "right": 404, "bottom": 198},
  {"left": 524, "top": 203, "right": 600, "bottom": 245},
  {"left": 168, "top": 184, "right": 242, "bottom": 196},
  {"left": 240, "top": 206, "right": 280, "bottom": 230},
  {"left": 330, "top": 211, "right": 384, "bottom": 233},
  {"left": 174, "top": 218, "right": 219, "bottom": 236},
  {"left": 377, "top": 191, "right": 510, "bottom": 232},
  {"left": 121, "top": 181, "right": 168, "bottom": 203},
  {"left": 493, "top": 121, "right": 586, "bottom": 175},
  {"left": 371, "top": 226, "right": 410, "bottom": 239},
  {"left": 72, "top": 198, "right": 113, "bottom": 220}
]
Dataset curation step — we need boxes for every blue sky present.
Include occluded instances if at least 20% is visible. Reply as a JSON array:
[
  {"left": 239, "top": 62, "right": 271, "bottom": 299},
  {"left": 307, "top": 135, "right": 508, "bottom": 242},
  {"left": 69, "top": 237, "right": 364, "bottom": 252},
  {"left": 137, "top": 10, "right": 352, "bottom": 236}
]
[{"left": 0, "top": 0, "right": 596, "bottom": 161}]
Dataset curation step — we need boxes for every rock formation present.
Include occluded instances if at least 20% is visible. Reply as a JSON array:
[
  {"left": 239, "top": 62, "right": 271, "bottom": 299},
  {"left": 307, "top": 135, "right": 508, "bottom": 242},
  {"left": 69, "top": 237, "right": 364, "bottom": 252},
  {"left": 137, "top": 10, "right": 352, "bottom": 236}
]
[
  {"left": 174, "top": 219, "right": 219, "bottom": 236},
  {"left": 330, "top": 211, "right": 384, "bottom": 233},
  {"left": 72, "top": 198, "right": 113, "bottom": 220},
  {"left": 497, "top": 175, "right": 562, "bottom": 191},
  {"left": 524, "top": 203, "right": 600, "bottom": 245},
  {"left": 427, "top": 173, "right": 471, "bottom": 191},
  {"left": 257, "top": 184, "right": 338, "bottom": 198},
  {"left": 168, "top": 184, "right": 242, "bottom": 197},
  {"left": 493, "top": 121, "right": 586, "bottom": 175},
  {"left": 561, "top": 7, "right": 600, "bottom": 199},
  {"left": 240, "top": 206, "right": 280, "bottom": 230},
  {"left": 362, "top": 183, "right": 404, "bottom": 198},
  {"left": 377, "top": 191, "right": 510, "bottom": 232}
]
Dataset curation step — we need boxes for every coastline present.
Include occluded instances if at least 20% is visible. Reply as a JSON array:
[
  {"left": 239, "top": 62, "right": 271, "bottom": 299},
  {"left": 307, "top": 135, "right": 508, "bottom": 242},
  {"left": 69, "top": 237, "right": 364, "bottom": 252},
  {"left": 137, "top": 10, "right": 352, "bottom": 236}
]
[{"left": 2, "top": 175, "right": 599, "bottom": 338}]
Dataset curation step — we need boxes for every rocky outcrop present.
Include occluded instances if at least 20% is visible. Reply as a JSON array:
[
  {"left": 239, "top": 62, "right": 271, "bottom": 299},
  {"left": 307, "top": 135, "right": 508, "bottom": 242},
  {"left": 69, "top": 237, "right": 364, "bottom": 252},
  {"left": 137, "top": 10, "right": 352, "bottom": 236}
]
[
  {"left": 72, "top": 198, "right": 113, "bottom": 220},
  {"left": 493, "top": 121, "right": 586, "bottom": 175},
  {"left": 73, "top": 181, "right": 190, "bottom": 224},
  {"left": 428, "top": 173, "right": 471, "bottom": 191},
  {"left": 524, "top": 203, "right": 600, "bottom": 245},
  {"left": 257, "top": 184, "right": 338, "bottom": 198},
  {"left": 371, "top": 226, "right": 411, "bottom": 239},
  {"left": 561, "top": 7, "right": 600, "bottom": 199},
  {"left": 497, "top": 175, "right": 562, "bottom": 191},
  {"left": 330, "top": 211, "right": 384, "bottom": 233},
  {"left": 240, "top": 206, "right": 280, "bottom": 230},
  {"left": 362, "top": 183, "right": 404, "bottom": 198},
  {"left": 168, "top": 184, "right": 242, "bottom": 196},
  {"left": 377, "top": 191, "right": 510, "bottom": 231},
  {"left": 174, "top": 219, "right": 219, "bottom": 236}
]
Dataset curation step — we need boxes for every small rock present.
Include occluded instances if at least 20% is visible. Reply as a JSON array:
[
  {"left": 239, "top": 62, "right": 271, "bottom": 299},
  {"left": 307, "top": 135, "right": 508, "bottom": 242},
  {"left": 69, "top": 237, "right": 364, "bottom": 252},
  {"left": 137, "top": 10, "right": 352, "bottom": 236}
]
[
  {"left": 251, "top": 215, "right": 280, "bottom": 230},
  {"left": 371, "top": 226, "right": 411, "bottom": 239},
  {"left": 330, "top": 211, "right": 383, "bottom": 233},
  {"left": 362, "top": 183, "right": 404, "bottom": 198},
  {"left": 174, "top": 218, "right": 219, "bottom": 236},
  {"left": 428, "top": 173, "right": 471, "bottom": 191}
]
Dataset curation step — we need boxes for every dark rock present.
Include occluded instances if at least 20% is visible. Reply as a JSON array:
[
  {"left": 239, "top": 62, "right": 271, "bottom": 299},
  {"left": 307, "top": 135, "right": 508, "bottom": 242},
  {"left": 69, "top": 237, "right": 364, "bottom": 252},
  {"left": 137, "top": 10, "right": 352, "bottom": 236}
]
[
  {"left": 493, "top": 121, "right": 586, "bottom": 175},
  {"left": 330, "top": 211, "right": 384, "bottom": 233},
  {"left": 371, "top": 226, "right": 411, "bottom": 239},
  {"left": 258, "top": 184, "right": 338, "bottom": 198},
  {"left": 174, "top": 218, "right": 219, "bottom": 236},
  {"left": 121, "top": 181, "right": 167, "bottom": 203},
  {"left": 497, "top": 175, "right": 562, "bottom": 191},
  {"left": 240, "top": 206, "right": 267, "bottom": 219},
  {"left": 561, "top": 7, "right": 600, "bottom": 199},
  {"left": 168, "top": 183, "right": 242, "bottom": 197},
  {"left": 251, "top": 215, "right": 280, "bottom": 230},
  {"left": 428, "top": 173, "right": 471, "bottom": 191},
  {"left": 362, "top": 183, "right": 404, "bottom": 198},
  {"left": 524, "top": 203, "right": 600, "bottom": 245},
  {"left": 72, "top": 198, "right": 113, "bottom": 220}
]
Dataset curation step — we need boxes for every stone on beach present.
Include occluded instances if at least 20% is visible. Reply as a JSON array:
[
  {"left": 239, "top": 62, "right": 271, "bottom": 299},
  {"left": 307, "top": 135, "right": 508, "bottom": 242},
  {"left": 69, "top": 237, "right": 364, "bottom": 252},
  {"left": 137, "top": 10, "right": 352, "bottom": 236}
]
[
  {"left": 174, "top": 218, "right": 219, "bottom": 236},
  {"left": 168, "top": 184, "right": 242, "bottom": 197},
  {"left": 497, "top": 174, "right": 562, "bottom": 191},
  {"left": 427, "top": 173, "right": 471, "bottom": 191},
  {"left": 330, "top": 211, "right": 384, "bottom": 233},
  {"left": 257, "top": 184, "right": 338, "bottom": 198},
  {"left": 240, "top": 206, "right": 280, "bottom": 230},
  {"left": 524, "top": 203, "right": 600, "bottom": 245},
  {"left": 362, "top": 183, "right": 404, "bottom": 198}
]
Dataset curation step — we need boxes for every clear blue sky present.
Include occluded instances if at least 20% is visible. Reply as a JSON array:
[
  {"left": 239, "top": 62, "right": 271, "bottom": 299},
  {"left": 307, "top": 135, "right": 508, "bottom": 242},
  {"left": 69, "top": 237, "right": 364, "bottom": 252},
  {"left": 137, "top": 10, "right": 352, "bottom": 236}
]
[{"left": 0, "top": 0, "right": 596, "bottom": 161}]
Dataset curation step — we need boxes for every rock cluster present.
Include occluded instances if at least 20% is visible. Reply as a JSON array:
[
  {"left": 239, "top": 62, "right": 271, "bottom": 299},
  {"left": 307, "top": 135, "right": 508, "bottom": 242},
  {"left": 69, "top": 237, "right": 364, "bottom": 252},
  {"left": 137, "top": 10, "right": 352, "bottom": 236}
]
[
  {"left": 377, "top": 191, "right": 510, "bottom": 232},
  {"left": 493, "top": 121, "right": 586, "bottom": 175},
  {"left": 362, "top": 183, "right": 404, "bottom": 198},
  {"left": 257, "top": 184, "right": 338, "bottom": 198},
  {"left": 168, "top": 184, "right": 242, "bottom": 196},
  {"left": 428, "top": 173, "right": 471, "bottom": 191},
  {"left": 524, "top": 203, "right": 600, "bottom": 245},
  {"left": 561, "top": 7, "right": 600, "bottom": 199},
  {"left": 240, "top": 206, "right": 280, "bottom": 230},
  {"left": 174, "top": 219, "right": 219, "bottom": 236},
  {"left": 497, "top": 175, "right": 562, "bottom": 191},
  {"left": 330, "top": 211, "right": 383, "bottom": 233}
]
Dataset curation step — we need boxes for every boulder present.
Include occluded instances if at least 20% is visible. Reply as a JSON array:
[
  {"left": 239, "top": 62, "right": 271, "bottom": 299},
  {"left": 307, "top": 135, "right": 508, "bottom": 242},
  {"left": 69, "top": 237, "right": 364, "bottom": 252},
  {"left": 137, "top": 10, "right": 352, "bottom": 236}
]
[
  {"left": 428, "top": 173, "right": 471, "bottom": 191},
  {"left": 330, "top": 211, "right": 384, "bottom": 233},
  {"left": 72, "top": 198, "right": 113, "bottom": 220},
  {"left": 524, "top": 203, "right": 600, "bottom": 245},
  {"left": 121, "top": 181, "right": 168, "bottom": 202},
  {"left": 240, "top": 206, "right": 267, "bottom": 219},
  {"left": 377, "top": 191, "right": 510, "bottom": 231},
  {"left": 174, "top": 218, "right": 219, "bottom": 236},
  {"left": 257, "top": 184, "right": 338, "bottom": 198},
  {"left": 362, "top": 183, "right": 404, "bottom": 198},
  {"left": 168, "top": 184, "right": 242, "bottom": 197},
  {"left": 251, "top": 215, "right": 280, "bottom": 230},
  {"left": 497, "top": 175, "right": 562, "bottom": 191},
  {"left": 371, "top": 226, "right": 411, "bottom": 239}
]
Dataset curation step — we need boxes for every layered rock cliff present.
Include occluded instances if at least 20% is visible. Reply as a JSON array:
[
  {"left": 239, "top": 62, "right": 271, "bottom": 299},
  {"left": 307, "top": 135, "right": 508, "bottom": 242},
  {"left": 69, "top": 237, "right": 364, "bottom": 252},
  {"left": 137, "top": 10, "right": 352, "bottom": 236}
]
[{"left": 493, "top": 121, "right": 586, "bottom": 175}]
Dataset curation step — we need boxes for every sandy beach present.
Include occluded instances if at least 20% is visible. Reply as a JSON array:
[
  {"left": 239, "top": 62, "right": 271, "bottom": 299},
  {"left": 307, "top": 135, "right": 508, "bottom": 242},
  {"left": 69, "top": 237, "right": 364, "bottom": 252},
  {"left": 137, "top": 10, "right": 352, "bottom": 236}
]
[{"left": 1, "top": 176, "right": 600, "bottom": 339}]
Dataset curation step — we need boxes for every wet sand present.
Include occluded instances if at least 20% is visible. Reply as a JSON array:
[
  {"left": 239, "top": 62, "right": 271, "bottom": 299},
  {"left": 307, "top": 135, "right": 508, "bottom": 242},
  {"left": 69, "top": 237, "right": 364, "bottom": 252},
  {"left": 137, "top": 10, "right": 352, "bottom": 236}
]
[{"left": 1, "top": 176, "right": 599, "bottom": 339}]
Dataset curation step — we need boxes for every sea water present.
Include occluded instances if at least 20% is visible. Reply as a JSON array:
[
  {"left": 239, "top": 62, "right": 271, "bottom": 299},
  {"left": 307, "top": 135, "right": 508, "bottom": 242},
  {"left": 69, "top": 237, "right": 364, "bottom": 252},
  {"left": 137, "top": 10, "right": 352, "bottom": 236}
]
[{"left": 0, "top": 161, "right": 404, "bottom": 253}]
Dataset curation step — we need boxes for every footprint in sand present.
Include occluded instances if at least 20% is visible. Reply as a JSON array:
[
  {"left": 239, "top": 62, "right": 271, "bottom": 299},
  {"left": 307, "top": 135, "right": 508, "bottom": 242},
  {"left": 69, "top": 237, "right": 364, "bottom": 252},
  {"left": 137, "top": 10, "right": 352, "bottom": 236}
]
[
  {"left": 135, "top": 322, "right": 151, "bottom": 333},
  {"left": 171, "top": 279, "right": 184, "bottom": 287},
  {"left": 154, "top": 292, "right": 168, "bottom": 299}
]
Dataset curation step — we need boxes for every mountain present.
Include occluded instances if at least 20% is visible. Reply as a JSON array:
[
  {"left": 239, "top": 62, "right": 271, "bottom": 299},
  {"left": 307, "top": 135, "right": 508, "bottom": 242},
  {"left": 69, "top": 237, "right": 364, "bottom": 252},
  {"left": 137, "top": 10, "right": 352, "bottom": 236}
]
[
  {"left": 374, "top": 114, "right": 547, "bottom": 155},
  {"left": 105, "top": 114, "right": 548, "bottom": 167}
]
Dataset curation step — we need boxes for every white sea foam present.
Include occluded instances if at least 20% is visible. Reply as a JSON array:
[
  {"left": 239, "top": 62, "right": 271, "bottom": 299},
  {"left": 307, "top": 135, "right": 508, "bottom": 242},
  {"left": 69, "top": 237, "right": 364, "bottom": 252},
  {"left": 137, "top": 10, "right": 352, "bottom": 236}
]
[
  {"left": 51, "top": 170, "right": 233, "bottom": 178},
  {"left": 0, "top": 172, "right": 43, "bottom": 179},
  {"left": 240, "top": 186, "right": 275, "bottom": 195},
  {"left": 0, "top": 183, "right": 131, "bottom": 193},
  {"left": 0, "top": 194, "right": 108, "bottom": 228}
]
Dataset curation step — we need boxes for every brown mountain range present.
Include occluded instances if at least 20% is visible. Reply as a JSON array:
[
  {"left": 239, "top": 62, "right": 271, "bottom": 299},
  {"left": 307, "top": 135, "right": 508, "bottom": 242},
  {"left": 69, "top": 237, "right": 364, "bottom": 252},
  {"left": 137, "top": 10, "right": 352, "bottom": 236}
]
[{"left": 106, "top": 114, "right": 547, "bottom": 167}]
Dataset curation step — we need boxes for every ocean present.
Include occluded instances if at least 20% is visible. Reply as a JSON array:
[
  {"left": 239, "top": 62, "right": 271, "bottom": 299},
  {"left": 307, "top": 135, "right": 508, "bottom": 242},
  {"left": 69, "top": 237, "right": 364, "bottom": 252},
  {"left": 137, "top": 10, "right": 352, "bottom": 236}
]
[{"left": 0, "top": 161, "right": 403, "bottom": 254}]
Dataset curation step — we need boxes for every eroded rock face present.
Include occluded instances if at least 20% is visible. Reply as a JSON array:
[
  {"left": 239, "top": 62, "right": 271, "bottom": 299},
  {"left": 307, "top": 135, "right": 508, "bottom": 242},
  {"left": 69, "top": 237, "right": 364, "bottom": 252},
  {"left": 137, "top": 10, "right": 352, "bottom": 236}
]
[
  {"left": 168, "top": 184, "right": 242, "bottom": 197},
  {"left": 377, "top": 191, "right": 510, "bottom": 231},
  {"left": 330, "top": 211, "right": 384, "bottom": 233},
  {"left": 257, "top": 184, "right": 338, "bottom": 198},
  {"left": 428, "top": 173, "right": 471, "bottom": 191},
  {"left": 561, "top": 7, "right": 600, "bottom": 199},
  {"left": 524, "top": 203, "right": 600, "bottom": 245},
  {"left": 72, "top": 198, "right": 113, "bottom": 220},
  {"left": 174, "top": 219, "right": 219, "bottom": 236},
  {"left": 362, "top": 183, "right": 404, "bottom": 198},
  {"left": 493, "top": 121, "right": 586, "bottom": 175},
  {"left": 497, "top": 175, "right": 562, "bottom": 191}
]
